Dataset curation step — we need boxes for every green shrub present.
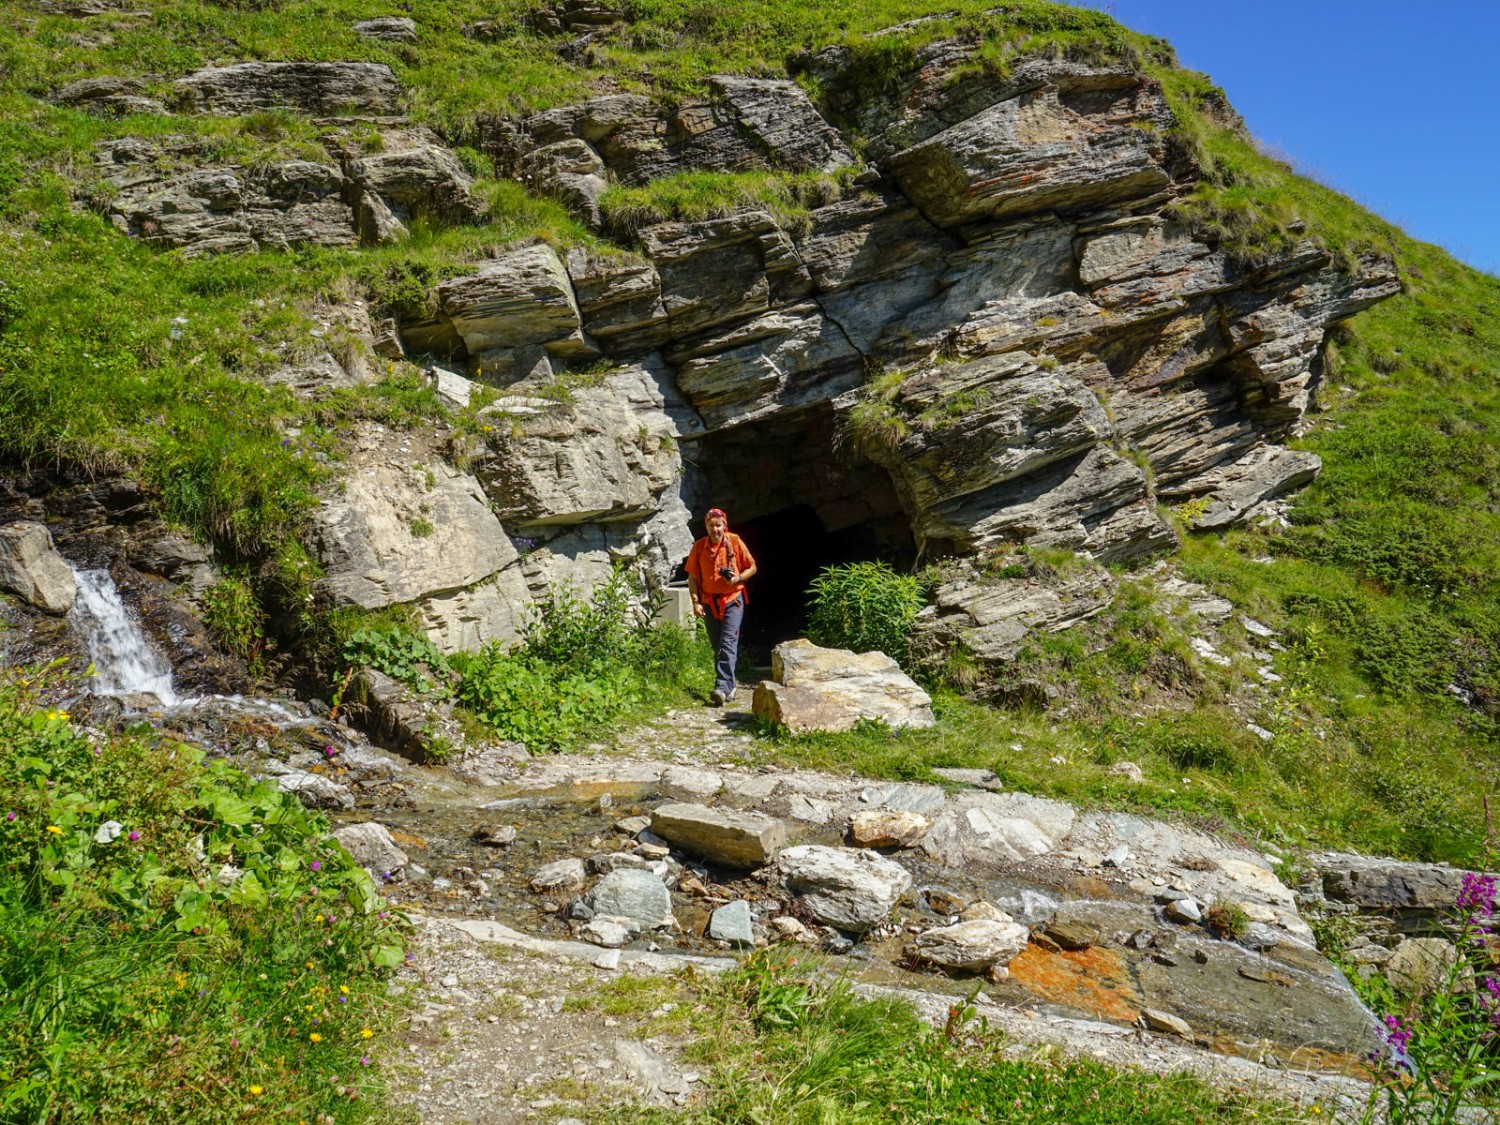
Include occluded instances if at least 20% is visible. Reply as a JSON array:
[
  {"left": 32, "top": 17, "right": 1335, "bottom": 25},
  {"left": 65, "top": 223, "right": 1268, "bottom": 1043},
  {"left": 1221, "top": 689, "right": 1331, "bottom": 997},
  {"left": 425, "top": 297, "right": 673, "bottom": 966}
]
[
  {"left": 200, "top": 570, "right": 265, "bottom": 662},
  {"left": 0, "top": 669, "right": 404, "bottom": 1122},
  {"left": 341, "top": 626, "right": 453, "bottom": 696},
  {"left": 806, "top": 561, "right": 925, "bottom": 669},
  {"left": 519, "top": 566, "right": 637, "bottom": 673}
]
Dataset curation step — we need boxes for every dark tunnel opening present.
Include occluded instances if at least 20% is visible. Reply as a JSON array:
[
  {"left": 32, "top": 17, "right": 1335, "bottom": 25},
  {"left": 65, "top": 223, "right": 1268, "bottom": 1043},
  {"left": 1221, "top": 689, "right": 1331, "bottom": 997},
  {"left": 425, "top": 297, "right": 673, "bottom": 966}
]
[{"left": 673, "top": 405, "right": 917, "bottom": 668}]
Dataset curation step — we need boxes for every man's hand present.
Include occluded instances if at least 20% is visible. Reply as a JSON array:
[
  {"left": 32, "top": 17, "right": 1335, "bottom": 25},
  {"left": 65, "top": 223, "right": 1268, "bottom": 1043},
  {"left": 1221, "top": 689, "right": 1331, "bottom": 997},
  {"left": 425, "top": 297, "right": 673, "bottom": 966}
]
[{"left": 693, "top": 600, "right": 706, "bottom": 617}]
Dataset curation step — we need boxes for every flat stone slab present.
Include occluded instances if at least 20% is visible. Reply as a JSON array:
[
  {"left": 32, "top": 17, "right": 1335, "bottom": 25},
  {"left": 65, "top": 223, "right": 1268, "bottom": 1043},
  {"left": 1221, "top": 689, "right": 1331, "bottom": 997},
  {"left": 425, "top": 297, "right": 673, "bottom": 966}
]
[{"left": 650, "top": 802, "right": 787, "bottom": 868}]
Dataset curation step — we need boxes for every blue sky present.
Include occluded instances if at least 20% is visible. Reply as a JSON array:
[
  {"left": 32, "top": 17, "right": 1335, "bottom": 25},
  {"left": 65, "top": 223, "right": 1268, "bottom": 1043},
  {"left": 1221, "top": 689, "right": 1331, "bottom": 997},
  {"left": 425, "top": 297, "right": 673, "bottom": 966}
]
[{"left": 1085, "top": 1, "right": 1499, "bottom": 276}]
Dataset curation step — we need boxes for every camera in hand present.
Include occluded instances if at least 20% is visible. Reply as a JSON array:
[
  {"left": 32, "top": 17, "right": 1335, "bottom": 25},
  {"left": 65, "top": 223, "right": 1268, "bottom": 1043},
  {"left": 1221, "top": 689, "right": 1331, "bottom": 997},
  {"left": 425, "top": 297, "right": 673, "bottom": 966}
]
[{"left": 718, "top": 566, "right": 737, "bottom": 582}]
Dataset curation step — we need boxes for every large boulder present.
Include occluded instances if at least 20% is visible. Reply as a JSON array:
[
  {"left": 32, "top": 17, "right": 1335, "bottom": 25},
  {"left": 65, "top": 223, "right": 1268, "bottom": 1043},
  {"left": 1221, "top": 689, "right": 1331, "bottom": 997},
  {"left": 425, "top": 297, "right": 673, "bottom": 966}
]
[
  {"left": 436, "top": 243, "right": 593, "bottom": 366},
  {"left": 584, "top": 868, "right": 674, "bottom": 930},
  {"left": 650, "top": 802, "right": 787, "bottom": 868},
  {"left": 908, "top": 918, "right": 1029, "bottom": 972},
  {"left": 752, "top": 639, "right": 934, "bottom": 734},
  {"left": 0, "top": 522, "right": 77, "bottom": 614},
  {"left": 774, "top": 845, "right": 912, "bottom": 933}
]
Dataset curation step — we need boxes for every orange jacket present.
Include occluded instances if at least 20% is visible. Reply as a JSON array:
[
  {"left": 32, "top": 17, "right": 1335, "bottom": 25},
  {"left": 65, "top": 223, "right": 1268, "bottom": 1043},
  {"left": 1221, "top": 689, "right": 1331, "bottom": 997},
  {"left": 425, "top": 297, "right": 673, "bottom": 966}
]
[{"left": 687, "top": 533, "right": 755, "bottom": 618}]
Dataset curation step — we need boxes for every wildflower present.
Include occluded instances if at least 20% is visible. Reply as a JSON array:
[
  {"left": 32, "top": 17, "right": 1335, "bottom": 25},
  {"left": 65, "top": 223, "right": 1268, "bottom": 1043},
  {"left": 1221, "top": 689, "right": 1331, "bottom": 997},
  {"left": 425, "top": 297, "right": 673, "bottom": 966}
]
[
  {"left": 315, "top": 915, "right": 325, "bottom": 923},
  {"left": 129, "top": 831, "right": 140, "bottom": 842},
  {"left": 309, "top": 1032, "right": 323, "bottom": 1043},
  {"left": 360, "top": 1056, "right": 371, "bottom": 1066},
  {"left": 46, "top": 825, "right": 62, "bottom": 836},
  {"left": 5, "top": 812, "right": 15, "bottom": 821},
  {"left": 310, "top": 860, "right": 322, "bottom": 872},
  {"left": 361, "top": 1028, "right": 374, "bottom": 1039},
  {"left": 1458, "top": 872, "right": 1497, "bottom": 916},
  {"left": 249, "top": 1085, "right": 264, "bottom": 1096},
  {"left": 324, "top": 745, "right": 338, "bottom": 757},
  {"left": 339, "top": 985, "right": 348, "bottom": 995}
]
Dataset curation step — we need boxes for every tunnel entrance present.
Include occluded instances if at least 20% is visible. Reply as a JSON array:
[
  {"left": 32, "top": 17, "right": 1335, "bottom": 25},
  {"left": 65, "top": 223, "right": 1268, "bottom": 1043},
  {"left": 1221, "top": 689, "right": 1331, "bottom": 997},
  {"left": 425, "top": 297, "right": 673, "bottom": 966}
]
[{"left": 675, "top": 405, "right": 916, "bottom": 667}]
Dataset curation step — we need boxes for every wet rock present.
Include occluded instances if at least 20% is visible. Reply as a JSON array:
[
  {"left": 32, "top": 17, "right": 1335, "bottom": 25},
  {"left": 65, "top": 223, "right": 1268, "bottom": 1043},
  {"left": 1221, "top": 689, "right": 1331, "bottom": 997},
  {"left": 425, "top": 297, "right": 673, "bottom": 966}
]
[
  {"left": 334, "top": 821, "right": 409, "bottom": 881},
  {"left": 173, "top": 62, "right": 402, "bottom": 117},
  {"left": 922, "top": 887, "right": 969, "bottom": 917},
  {"left": 0, "top": 522, "right": 77, "bottom": 614},
  {"left": 346, "top": 667, "right": 452, "bottom": 762},
  {"left": 909, "top": 918, "right": 1029, "bottom": 972},
  {"left": 708, "top": 900, "right": 755, "bottom": 947},
  {"left": 775, "top": 845, "right": 912, "bottom": 934},
  {"left": 354, "top": 16, "right": 417, "bottom": 42},
  {"left": 849, "top": 809, "right": 932, "bottom": 849},
  {"left": 1164, "top": 898, "right": 1203, "bottom": 924},
  {"left": 650, "top": 802, "right": 787, "bottom": 868},
  {"left": 473, "top": 824, "right": 517, "bottom": 848},
  {"left": 614, "top": 815, "right": 651, "bottom": 836},
  {"left": 531, "top": 858, "right": 587, "bottom": 892},
  {"left": 1038, "top": 919, "right": 1099, "bottom": 952},
  {"left": 753, "top": 638, "right": 935, "bottom": 734},
  {"left": 128, "top": 533, "right": 209, "bottom": 578},
  {"left": 584, "top": 868, "right": 674, "bottom": 930}
]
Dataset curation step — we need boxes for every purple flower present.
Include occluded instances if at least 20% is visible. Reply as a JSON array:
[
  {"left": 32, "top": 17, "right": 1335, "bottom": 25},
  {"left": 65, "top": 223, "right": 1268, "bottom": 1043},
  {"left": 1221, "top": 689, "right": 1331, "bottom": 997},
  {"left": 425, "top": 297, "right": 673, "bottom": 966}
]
[
  {"left": 1458, "top": 872, "right": 1497, "bottom": 916},
  {"left": 360, "top": 1056, "right": 371, "bottom": 1067},
  {"left": 128, "top": 830, "right": 140, "bottom": 842},
  {"left": 324, "top": 746, "right": 338, "bottom": 758},
  {"left": 5, "top": 812, "right": 15, "bottom": 822},
  {"left": 310, "top": 860, "right": 322, "bottom": 872}
]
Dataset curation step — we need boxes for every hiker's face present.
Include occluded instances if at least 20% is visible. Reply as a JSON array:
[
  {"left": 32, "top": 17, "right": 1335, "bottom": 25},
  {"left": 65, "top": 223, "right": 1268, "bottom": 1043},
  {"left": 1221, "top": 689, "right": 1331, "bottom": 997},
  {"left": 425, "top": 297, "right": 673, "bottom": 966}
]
[{"left": 706, "top": 515, "right": 727, "bottom": 541}]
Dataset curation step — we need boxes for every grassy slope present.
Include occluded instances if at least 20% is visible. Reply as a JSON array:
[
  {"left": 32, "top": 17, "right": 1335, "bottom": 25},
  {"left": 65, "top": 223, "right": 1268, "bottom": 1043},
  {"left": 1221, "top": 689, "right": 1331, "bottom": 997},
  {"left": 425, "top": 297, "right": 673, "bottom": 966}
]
[{"left": 0, "top": 0, "right": 1494, "bottom": 863}]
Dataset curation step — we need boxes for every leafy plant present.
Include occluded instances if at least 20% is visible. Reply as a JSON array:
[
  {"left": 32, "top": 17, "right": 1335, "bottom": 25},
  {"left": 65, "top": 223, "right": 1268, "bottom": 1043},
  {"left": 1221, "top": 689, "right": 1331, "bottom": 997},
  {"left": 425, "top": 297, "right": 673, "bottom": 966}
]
[
  {"left": 341, "top": 627, "right": 453, "bottom": 697},
  {"left": 1201, "top": 898, "right": 1250, "bottom": 941},
  {"left": 806, "top": 561, "right": 926, "bottom": 670}
]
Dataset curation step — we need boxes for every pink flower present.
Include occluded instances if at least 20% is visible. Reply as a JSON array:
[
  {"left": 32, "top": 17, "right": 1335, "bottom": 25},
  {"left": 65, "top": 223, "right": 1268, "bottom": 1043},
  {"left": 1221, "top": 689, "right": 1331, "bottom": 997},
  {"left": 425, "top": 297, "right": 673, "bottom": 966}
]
[
  {"left": 310, "top": 860, "right": 322, "bottom": 872},
  {"left": 128, "top": 830, "right": 141, "bottom": 842}
]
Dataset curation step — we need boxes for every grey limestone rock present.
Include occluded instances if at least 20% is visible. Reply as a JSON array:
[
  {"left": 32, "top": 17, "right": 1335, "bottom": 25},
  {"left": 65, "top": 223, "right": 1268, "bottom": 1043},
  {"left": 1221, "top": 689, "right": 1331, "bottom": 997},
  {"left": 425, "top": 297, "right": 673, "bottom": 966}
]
[
  {"left": 437, "top": 243, "right": 592, "bottom": 360},
  {"left": 0, "top": 522, "right": 77, "bottom": 614},
  {"left": 775, "top": 845, "right": 912, "bottom": 933},
  {"left": 531, "top": 857, "right": 587, "bottom": 892},
  {"left": 333, "top": 821, "right": 409, "bottom": 881},
  {"left": 909, "top": 919, "right": 1029, "bottom": 972},
  {"left": 584, "top": 868, "right": 674, "bottom": 930},
  {"left": 708, "top": 900, "right": 755, "bottom": 947},
  {"left": 173, "top": 62, "right": 402, "bottom": 117},
  {"left": 353, "top": 16, "right": 417, "bottom": 42},
  {"left": 752, "top": 638, "right": 934, "bottom": 734},
  {"left": 650, "top": 802, "right": 787, "bottom": 868}
]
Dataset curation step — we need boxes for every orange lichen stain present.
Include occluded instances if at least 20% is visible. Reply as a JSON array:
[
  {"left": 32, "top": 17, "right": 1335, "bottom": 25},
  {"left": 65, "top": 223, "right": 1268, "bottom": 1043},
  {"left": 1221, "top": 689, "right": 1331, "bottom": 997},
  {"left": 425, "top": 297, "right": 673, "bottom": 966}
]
[
  {"left": 1007, "top": 944, "right": 1143, "bottom": 1024},
  {"left": 389, "top": 830, "right": 428, "bottom": 849}
]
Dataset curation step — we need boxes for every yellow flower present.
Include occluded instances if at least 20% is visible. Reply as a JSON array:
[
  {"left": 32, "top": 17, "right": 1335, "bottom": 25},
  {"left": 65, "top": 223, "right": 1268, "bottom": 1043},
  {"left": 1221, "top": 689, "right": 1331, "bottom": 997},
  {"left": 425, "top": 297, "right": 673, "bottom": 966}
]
[
  {"left": 46, "top": 825, "right": 62, "bottom": 836},
  {"left": 309, "top": 1032, "right": 322, "bottom": 1043},
  {"left": 314, "top": 914, "right": 325, "bottom": 923},
  {"left": 339, "top": 985, "right": 348, "bottom": 995},
  {"left": 249, "top": 1086, "right": 264, "bottom": 1096},
  {"left": 305, "top": 961, "right": 315, "bottom": 970},
  {"left": 361, "top": 1028, "right": 374, "bottom": 1039}
]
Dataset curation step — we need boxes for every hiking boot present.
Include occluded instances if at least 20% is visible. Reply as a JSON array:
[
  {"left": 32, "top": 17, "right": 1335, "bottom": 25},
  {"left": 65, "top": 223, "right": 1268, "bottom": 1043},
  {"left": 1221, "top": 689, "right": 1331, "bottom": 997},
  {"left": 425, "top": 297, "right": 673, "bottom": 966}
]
[{"left": 708, "top": 689, "right": 726, "bottom": 707}]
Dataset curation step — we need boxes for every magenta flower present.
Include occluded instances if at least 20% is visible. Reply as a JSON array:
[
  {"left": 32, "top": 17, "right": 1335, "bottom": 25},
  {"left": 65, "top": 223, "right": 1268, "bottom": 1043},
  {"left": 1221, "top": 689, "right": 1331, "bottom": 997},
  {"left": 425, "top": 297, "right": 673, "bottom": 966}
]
[
  {"left": 360, "top": 1057, "right": 371, "bottom": 1067},
  {"left": 5, "top": 812, "right": 15, "bottom": 822},
  {"left": 310, "top": 860, "right": 322, "bottom": 872},
  {"left": 128, "top": 830, "right": 141, "bottom": 842}
]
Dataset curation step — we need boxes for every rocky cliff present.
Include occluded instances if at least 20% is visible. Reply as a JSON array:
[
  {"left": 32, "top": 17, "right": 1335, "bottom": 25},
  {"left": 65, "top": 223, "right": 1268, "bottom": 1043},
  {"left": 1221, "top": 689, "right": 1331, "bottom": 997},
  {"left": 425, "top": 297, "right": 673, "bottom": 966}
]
[{"left": 7, "top": 12, "right": 1399, "bottom": 671}]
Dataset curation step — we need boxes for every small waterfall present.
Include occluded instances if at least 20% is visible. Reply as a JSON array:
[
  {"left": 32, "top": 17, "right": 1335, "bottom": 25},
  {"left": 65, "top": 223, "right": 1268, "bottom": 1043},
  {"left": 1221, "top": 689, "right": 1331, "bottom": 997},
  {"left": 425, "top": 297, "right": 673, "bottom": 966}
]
[{"left": 69, "top": 568, "right": 182, "bottom": 706}]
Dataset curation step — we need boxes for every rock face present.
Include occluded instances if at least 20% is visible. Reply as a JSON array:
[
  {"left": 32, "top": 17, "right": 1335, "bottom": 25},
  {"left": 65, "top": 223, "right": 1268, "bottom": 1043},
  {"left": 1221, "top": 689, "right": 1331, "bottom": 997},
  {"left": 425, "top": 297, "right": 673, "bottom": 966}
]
[
  {"left": 775, "top": 845, "right": 913, "bottom": 933},
  {"left": 173, "top": 62, "right": 403, "bottom": 117},
  {"left": 61, "top": 23, "right": 1401, "bottom": 666},
  {"left": 753, "top": 639, "right": 935, "bottom": 734},
  {"left": 1309, "top": 853, "right": 1483, "bottom": 933},
  {"left": 0, "top": 522, "right": 77, "bottom": 614}
]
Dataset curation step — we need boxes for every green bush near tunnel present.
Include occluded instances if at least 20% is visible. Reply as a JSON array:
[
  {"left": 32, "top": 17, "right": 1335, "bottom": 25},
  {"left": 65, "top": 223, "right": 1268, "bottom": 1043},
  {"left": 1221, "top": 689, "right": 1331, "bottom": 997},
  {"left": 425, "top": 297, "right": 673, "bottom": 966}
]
[
  {"left": 806, "top": 562, "right": 927, "bottom": 672},
  {"left": 0, "top": 669, "right": 405, "bottom": 1124}
]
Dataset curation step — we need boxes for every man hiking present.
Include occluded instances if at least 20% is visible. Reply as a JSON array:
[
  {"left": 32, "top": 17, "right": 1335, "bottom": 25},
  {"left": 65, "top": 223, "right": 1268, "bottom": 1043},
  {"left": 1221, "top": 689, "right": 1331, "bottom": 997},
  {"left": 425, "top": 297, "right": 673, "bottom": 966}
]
[{"left": 685, "top": 508, "right": 758, "bottom": 706}]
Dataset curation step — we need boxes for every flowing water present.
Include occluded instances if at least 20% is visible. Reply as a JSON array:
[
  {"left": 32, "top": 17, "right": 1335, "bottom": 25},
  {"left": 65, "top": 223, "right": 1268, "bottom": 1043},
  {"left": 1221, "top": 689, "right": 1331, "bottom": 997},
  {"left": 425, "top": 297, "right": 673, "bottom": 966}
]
[{"left": 68, "top": 567, "right": 183, "bottom": 705}]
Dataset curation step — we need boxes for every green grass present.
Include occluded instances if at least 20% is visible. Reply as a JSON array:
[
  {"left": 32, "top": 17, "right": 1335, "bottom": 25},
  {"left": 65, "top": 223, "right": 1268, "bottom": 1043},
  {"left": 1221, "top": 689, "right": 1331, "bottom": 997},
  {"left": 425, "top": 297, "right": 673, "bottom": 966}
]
[
  {"left": 601, "top": 952, "right": 1325, "bottom": 1125},
  {"left": 599, "top": 168, "right": 856, "bottom": 241},
  {"left": 0, "top": 669, "right": 405, "bottom": 1123}
]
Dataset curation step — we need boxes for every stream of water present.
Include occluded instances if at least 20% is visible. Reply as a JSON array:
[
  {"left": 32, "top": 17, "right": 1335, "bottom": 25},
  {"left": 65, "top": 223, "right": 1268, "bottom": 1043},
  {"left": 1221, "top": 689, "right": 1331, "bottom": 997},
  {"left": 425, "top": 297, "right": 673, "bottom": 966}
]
[{"left": 68, "top": 567, "right": 183, "bottom": 706}]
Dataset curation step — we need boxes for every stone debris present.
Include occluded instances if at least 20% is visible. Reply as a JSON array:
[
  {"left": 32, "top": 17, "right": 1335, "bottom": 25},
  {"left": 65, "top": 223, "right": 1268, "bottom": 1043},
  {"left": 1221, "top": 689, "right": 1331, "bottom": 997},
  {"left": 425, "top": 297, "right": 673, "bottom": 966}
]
[
  {"left": 708, "top": 901, "right": 755, "bottom": 947},
  {"left": 848, "top": 809, "right": 932, "bottom": 849},
  {"left": 531, "top": 858, "right": 587, "bottom": 893}
]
